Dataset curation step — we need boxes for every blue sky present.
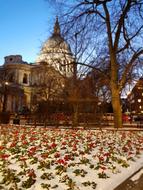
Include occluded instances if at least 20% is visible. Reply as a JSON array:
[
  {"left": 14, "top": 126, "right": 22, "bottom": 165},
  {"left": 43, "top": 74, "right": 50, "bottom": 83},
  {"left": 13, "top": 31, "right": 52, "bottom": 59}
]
[{"left": 0, "top": 0, "right": 56, "bottom": 65}]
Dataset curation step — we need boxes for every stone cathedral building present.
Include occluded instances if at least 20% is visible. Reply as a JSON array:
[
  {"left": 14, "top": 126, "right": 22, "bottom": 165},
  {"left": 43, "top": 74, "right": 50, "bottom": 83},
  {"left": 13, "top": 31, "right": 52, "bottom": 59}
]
[{"left": 0, "top": 18, "right": 75, "bottom": 113}]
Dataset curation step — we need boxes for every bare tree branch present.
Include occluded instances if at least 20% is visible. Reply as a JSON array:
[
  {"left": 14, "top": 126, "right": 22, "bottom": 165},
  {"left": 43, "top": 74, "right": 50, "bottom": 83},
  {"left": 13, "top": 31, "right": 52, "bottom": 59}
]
[{"left": 119, "top": 49, "right": 143, "bottom": 90}]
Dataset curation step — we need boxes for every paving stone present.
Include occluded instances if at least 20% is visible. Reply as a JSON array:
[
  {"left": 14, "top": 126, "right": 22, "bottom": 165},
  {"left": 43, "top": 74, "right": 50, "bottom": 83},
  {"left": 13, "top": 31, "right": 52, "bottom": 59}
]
[{"left": 114, "top": 170, "right": 143, "bottom": 190}]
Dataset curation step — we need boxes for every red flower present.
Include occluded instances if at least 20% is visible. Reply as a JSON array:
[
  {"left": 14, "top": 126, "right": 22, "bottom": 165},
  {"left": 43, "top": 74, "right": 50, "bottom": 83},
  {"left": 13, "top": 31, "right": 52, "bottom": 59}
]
[
  {"left": 104, "top": 152, "right": 110, "bottom": 157},
  {"left": 28, "top": 146, "right": 37, "bottom": 156},
  {"left": 51, "top": 143, "right": 57, "bottom": 148},
  {"left": 88, "top": 143, "right": 95, "bottom": 149},
  {"left": 27, "top": 169, "right": 36, "bottom": 178},
  {"left": 0, "top": 146, "right": 5, "bottom": 150},
  {"left": 21, "top": 134, "right": 25, "bottom": 140},
  {"left": 57, "top": 159, "right": 67, "bottom": 165},
  {"left": 128, "top": 151, "right": 133, "bottom": 156},
  {"left": 19, "top": 156, "right": 27, "bottom": 161},
  {"left": 14, "top": 130, "right": 19, "bottom": 135},
  {"left": 10, "top": 142, "right": 17, "bottom": 148},
  {"left": 29, "top": 137, "right": 37, "bottom": 141},
  {"left": 64, "top": 154, "right": 71, "bottom": 161},
  {"left": 0, "top": 154, "right": 10, "bottom": 160},
  {"left": 22, "top": 141, "right": 28, "bottom": 145},
  {"left": 29, "top": 147, "right": 37, "bottom": 152},
  {"left": 98, "top": 156, "right": 104, "bottom": 162},
  {"left": 62, "top": 141, "right": 67, "bottom": 146},
  {"left": 54, "top": 152, "right": 60, "bottom": 158},
  {"left": 72, "top": 147, "right": 77, "bottom": 151},
  {"left": 100, "top": 166, "right": 106, "bottom": 170}
]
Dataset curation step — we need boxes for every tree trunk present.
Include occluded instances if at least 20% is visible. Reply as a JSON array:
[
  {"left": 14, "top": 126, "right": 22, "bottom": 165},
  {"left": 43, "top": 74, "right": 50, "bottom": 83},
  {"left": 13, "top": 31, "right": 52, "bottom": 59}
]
[
  {"left": 109, "top": 48, "right": 122, "bottom": 128},
  {"left": 111, "top": 86, "right": 122, "bottom": 128},
  {"left": 72, "top": 102, "right": 78, "bottom": 128}
]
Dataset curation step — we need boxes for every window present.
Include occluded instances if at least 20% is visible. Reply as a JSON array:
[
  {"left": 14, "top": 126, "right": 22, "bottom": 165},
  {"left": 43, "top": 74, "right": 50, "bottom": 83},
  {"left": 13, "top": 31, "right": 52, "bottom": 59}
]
[
  {"left": 9, "top": 73, "right": 15, "bottom": 82},
  {"left": 23, "top": 73, "right": 28, "bottom": 84},
  {"left": 138, "top": 99, "right": 141, "bottom": 103},
  {"left": 138, "top": 87, "right": 143, "bottom": 90},
  {"left": 59, "top": 64, "right": 62, "bottom": 71}
]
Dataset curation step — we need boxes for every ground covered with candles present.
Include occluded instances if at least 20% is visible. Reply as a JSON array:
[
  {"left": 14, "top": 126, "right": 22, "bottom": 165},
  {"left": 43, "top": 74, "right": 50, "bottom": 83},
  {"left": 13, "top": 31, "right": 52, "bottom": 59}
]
[{"left": 0, "top": 126, "right": 143, "bottom": 190}]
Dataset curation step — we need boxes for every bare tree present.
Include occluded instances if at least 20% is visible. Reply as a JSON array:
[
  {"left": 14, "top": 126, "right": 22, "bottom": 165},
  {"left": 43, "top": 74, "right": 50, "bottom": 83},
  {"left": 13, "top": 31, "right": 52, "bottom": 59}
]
[
  {"left": 63, "top": 69, "right": 103, "bottom": 127},
  {"left": 30, "top": 64, "right": 66, "bottom": 126},
  {"left": 46, "top": 0, "right": 143, "bottom": 128},
  {"left": 31, "top": 64, "right": 65, "bottom": 104}
]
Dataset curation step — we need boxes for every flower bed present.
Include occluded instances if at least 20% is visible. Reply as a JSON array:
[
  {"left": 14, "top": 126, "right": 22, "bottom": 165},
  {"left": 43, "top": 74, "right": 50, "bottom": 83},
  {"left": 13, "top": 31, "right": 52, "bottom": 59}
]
[{"left": 0, "top": 126, "right": 143, "bottom": 190}]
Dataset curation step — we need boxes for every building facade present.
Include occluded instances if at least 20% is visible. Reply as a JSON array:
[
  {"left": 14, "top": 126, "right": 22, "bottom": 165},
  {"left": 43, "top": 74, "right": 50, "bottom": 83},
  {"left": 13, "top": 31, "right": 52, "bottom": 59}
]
[
  {"left": 127, "top": 78, "right": 143, "bottom": 114},
  {"left": 0, "top": 18, "right": 75, "bottom": 113}
]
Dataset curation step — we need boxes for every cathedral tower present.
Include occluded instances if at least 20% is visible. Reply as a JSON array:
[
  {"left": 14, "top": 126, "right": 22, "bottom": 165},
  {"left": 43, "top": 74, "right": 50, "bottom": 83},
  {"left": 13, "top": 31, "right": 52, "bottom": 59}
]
[{"left": 36, "top": 17, "right": 75, "bottom": 77}]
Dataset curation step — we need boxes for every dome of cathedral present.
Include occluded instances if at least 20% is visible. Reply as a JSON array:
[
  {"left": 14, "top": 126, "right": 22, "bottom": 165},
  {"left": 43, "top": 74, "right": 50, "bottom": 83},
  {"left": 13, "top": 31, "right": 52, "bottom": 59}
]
[
  {"left": 36, "top": 17, "right": 75, "bottom": 78},
  {"left": 41, "top": 18, "right": 72, "bottom": 54},
  {"left": 42, "top": 36, "right": 71, "bottom": 53}
]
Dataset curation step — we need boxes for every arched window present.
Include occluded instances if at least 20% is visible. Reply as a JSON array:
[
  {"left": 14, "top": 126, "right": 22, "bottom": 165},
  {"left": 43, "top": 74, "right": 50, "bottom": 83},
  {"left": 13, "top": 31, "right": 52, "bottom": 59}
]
[{"left": 23, "top": 73, "right": 28, "bottom": 84}]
